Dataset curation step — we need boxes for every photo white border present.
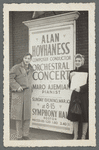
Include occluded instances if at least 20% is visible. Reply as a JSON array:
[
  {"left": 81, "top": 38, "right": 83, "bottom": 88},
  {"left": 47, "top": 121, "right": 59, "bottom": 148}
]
[{"left": 3, "top": 3, "right": 96, "bottom": 147}]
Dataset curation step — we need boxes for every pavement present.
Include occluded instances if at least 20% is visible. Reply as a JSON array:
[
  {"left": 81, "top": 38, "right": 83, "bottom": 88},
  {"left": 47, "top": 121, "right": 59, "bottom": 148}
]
[
  {"left": 10, "top": 120, "right": 73, "bottom": 140},
  {"left": 10, "top": 120, "right": 89, "bottom": 140}
]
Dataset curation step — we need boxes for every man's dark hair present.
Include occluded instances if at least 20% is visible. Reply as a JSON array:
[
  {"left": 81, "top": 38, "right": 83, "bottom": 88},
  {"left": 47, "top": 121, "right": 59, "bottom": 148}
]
[{"left": 23, "top": 53, "right": 32, "bottom": 59}]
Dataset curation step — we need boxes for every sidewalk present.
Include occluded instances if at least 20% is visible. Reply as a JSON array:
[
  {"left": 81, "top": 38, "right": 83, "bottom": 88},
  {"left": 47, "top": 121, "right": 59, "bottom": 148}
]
[{"left": 10, "top": 120, "right": 73, "bottom": 140}]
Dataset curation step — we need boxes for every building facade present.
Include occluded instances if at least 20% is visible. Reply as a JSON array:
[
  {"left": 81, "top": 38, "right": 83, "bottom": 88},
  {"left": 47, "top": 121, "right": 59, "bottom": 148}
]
[{"left": 9, "top": 11, "right": 88, "bottom": 69}]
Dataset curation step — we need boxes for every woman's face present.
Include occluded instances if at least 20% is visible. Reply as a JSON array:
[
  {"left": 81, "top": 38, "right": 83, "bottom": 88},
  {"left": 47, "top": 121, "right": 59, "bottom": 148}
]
[
  {"left": 23, "top": 55, "right": 31, "bottom": 65},
  {"left": 75, "top": 57, "right": 82, "bottom": 68}
]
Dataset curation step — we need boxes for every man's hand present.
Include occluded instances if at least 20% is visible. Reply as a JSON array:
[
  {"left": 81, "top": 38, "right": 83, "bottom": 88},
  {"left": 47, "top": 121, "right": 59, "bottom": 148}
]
[{"left": 17, "top": 86, "right": 23, "bottom": 92}]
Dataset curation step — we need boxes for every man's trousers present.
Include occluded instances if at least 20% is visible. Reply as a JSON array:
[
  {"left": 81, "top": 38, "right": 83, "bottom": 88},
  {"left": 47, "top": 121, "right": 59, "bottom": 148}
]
[{"left": 16, "top": 120, "right": 30, "bottom": 138}]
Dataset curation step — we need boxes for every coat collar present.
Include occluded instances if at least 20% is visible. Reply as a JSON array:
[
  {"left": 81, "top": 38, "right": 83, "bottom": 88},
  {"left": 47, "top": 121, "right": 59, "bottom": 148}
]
[
  {"left": 21, "top": 62, "right": 27, "bottom": 67},
  {"left": 75, "top": 66, "right": 83, "bottom": 71},
  {"left": 20, "top": 62, "right": 33, "bottom": 73},
  {"left": 21, "top": 62, "right": 30, "bottom": 69}
]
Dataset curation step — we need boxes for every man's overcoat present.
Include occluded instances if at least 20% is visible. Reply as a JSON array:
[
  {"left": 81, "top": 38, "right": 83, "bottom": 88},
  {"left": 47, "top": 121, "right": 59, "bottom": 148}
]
[{"left": 10, "top": 62, "right": 33, "bottom": 120}]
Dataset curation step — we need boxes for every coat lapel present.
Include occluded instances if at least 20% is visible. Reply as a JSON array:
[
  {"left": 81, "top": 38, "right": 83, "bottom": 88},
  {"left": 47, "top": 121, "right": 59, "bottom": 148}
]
[{"left": 19, "top": 62, "right": 27, "bottom": 74}]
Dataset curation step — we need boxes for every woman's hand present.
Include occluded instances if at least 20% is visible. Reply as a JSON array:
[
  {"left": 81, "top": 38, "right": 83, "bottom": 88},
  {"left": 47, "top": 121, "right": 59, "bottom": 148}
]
[
  {"left": 70, "top": 72, "right": 75, "bottom": 80},
  {"left": 17, "top": 86, "right": 23, "bottom": 92},
  {"left": 75, "top": 87, "right": 80, "bottom": 92}
]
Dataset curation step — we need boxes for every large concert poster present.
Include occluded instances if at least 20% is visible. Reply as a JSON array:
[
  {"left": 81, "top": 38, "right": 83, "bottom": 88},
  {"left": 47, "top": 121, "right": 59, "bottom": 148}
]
[{"left": 29, "top": 24, "right": 75, "bottom": 134}]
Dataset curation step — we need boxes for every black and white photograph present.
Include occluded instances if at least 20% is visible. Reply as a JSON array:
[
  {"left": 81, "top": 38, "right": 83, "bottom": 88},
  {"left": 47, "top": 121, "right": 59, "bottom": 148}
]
[{"left": 3, "top": 3, "right": 95, "bottom": 147}]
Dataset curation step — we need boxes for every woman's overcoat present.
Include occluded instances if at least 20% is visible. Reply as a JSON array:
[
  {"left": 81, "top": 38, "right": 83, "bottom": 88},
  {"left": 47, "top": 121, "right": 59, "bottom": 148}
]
[
  {"left": 67, "top": 66, "right": 88, "bottom": 123},
  {"left": 10, "top": 62, "right": 33, "bottom": 120}
]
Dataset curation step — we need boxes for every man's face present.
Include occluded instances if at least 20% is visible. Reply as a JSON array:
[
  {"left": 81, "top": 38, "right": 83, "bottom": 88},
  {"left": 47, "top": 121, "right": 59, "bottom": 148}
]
[
  {"left": 75, "top": 57, "right": 82, "bottom": 68},
  {"left": 23, "top": 55, "right": 31, "bottom": 65}
]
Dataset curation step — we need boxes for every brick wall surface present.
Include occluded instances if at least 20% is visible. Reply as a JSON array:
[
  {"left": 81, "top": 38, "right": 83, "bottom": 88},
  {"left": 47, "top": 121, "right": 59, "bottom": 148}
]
[
  {"left": 9, "top": 11, "right": 88, "bottom": 69},
  {"left": 76, "top": 11, "right": 88, "bottom": 68},
  {"left": 10, "top": 11, "right": 32, "bottom": 67}
]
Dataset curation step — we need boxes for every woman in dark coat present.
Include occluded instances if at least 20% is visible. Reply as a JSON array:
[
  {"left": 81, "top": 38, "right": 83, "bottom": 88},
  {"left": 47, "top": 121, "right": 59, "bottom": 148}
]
[
  {"left": 10, "top": 53, "right": 33, "bottom": 140},
  {"left": 67, "top": 54, "right": 88, "bottom": 140}
]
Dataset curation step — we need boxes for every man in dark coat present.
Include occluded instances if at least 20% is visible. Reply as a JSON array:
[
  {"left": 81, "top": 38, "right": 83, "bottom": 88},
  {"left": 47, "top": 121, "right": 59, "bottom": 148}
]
[{"left": 10, "top": 53, "right": 33, "bottom": 140}]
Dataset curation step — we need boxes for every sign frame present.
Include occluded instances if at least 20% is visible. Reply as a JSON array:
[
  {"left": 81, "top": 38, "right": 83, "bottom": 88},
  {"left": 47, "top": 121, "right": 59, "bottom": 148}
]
[{"left": 23, "top": 11, "right": 79, "bottom": 134}]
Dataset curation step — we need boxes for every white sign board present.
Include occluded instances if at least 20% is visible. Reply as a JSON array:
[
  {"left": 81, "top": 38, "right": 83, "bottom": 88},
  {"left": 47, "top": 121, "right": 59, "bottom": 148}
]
[
  {"left": 30, "top": 26, "right": 74, "bottom": 134},
  {"left": 23, "top": 12, "right": 79, "bottom": 134}
]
